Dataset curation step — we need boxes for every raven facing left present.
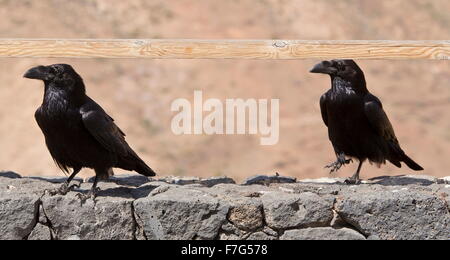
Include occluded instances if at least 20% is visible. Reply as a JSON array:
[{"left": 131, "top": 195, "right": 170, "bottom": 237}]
[
  {"left": 24, "top": 64, "right": 156, "bottom": 199},
  {"left": 310, "top": 59, "right": 423, "bottom": 184}
]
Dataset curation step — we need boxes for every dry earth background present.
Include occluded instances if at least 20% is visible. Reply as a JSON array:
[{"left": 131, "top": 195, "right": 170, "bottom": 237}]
[{"left": 0, "top": 0, "right": 449, "bottom": 181}]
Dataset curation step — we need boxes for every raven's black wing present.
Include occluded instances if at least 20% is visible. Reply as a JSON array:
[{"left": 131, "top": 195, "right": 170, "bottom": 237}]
[
  {"left": 80, "top": 98, "right": 157, "bottom": 176},
  {"left": 363, "top": 94, "right": 398, "bottom": 145},
  {"left": 364, "top": 94, "right": 402, "bottom": 168},
  {"left": 364, "top": 94, "right": 423, "bottom": 170},
  {"left": 319, "top": 93, "right": 328, "bottom": 127},
  {"left": 80, "top": 102, "right": 129, "bottom": 156}
]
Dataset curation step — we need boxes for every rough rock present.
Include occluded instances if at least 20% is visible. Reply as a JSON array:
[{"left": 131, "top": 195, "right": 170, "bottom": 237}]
[
  {"left": 243, "top": 174, "right": 296, "bottom": 185},
  {"left": 218, "top": 222, "right": 244, "bottom": 240},
  {"left": 0, "top": 177, "right": 55, "bottom": 240},
  {"left": 246, "top": 231, "right": 277, "bottom": 240},
  {"left": 336, "top": 190, "right": 450, "bottom": 240},
  {"left": 159, "top": 176, "right": 235, "bottom": 187},
  {"left": 41, "top": 198, "right": 135, "bottom": 240},
  {"left": 0, "top": 174, "right": 448, "bottom": 240},
  {"left": 40, "top": 183, "right": 136, "bottom": 240},
  {"left": 133, "top": 187, "right": 229, "bottom": 240},
  {"left": 0, "top": 195, "right": 39, "bottom": 240},
  {"left": 28, "top": 223, "right": 52, "bottom": 240},
  {"left": 228, "top": 201, "right": 263, "bottom": 231},
  {"left": 200, "top": 177, "right": 236, "bottom": 187},
  {"left": 280, "top": 227, "right": 366, "bottom": 240},
  {"left": 261, "top": 191, "right": 334, "bottom": 230},
  {"left": 439, "top": 176, "right": 450, "bottom": 184}
]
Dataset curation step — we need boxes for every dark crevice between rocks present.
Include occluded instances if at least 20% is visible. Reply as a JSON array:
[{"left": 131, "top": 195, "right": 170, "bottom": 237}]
[
  {"left": 39, "top": 199, "right": 58, "bottom": 240},
  {"left": 277, "top": 219, "right": 336, "bottom": 237},
  {"left": 217, "top": 203, "right": 260, "bottom": 240},
  {"left": 22, "top": 196, "right": 57, "bottom": 240},
  {"left": 216, "top": 222, "right": 237, "bottom": 240},
  {"left": 201, "top": 209, "right": 218, "bottom": 222},
  {"left": 131, "top": 201, "right": 148, "bottom": 240},
  {"left": 260, "top": 203, "right": 290, "bottom": 238},
  {"left": 331, "top": 198, "right": 369, "bottom": 239},
  {"left": 217, "top": 209, "right": 236, "bottom": 240},
  {"left": 202, "top": 204, "right": 227, "bottom": 240},
  {"left": 21, "top": 199, "right": 41, "bottom": 240},
  {"left": 259, "top": 206, "right": 280, "bottom": 239},
  {"left": 271, "top": 216, "right": 335, "bottom": 237},
  {"left": 130, "top": 202, "right": 138, "bottom": 240}
]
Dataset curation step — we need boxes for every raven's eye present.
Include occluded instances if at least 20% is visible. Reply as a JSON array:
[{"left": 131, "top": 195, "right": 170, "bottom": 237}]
[{"left": 336, "top": 63, "right": 345, "bottom": 71}]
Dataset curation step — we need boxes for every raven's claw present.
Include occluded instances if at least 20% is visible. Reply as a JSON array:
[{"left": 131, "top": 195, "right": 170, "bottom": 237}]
[
  {"left": 76, "top": 188, "right": 99, "bottom": 204},
  {"left": 325, "top": 156, "right": 353, "bottom": 173},
  {"left": 44, "top": 182, "right": 77, "bottom": 196}
]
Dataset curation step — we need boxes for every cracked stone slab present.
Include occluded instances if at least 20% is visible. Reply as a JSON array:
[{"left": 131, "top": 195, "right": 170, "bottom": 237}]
[
  {"left": 261, "top": 191, "right": 334, "bottom": 230},
  {"left": 40, "top": 183, "right": 136, "bottom": 240},
  {"left": 1, "top": 174, "right": 449, "bottom": 240},
  {"left": 280, "top": 227, "right": 366, "bottom": 240},
  {"left": 28, "top": 223, "right": 52, "bottom": 240},
  {"left": 134, "top": 187, "right": 229, "bottom": 240},
  {"left": 336, "top": 190, "right": 450, "bottom": 240},
  {"left": 196, "top": 185, "right": 273, "bottom": 232},
  {"left": 0, "top": 177, "right": 56, "bottom": 240},
  {"left": 0, "top": 195, "right": 40, "bottom": 240},
  {"left": 227, "top": 200, "right": 264, "bottom": 231}
]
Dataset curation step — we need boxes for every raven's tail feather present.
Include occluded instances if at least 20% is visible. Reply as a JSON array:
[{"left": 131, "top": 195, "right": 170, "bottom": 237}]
[
  {"left": 389, "top": 142, "right": 423, "bottom": 171},
  {"left": 135, "top": 161, "right": 157, "bottom": 177},
  {"left": 402, "top": 154, "right": 424, "bottom": 171}
]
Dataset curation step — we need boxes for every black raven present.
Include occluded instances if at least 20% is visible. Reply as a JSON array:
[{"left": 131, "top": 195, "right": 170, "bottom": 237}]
[
  {"left": 24, "top": 64, "right": 156, "bottom": 198},
  {"left": 310, "top": 59, "right": 423, "bottom": 184}
]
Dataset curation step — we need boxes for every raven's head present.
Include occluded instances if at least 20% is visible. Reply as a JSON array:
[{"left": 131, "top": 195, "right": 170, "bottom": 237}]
[
  {"left": 24, "top": 64, "right": 85, "bottom": 94},
  {"left": 310, "top": 59, "right": 365, "bottom": 81}
]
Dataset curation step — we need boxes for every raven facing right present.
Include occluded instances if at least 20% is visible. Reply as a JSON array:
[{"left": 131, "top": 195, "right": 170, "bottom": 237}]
[
  {"left": 24, "top": 64, "right": 156, "bottom": 199},
  {"left": 310, "top": 60, "right": 423, "bottom": 184}
]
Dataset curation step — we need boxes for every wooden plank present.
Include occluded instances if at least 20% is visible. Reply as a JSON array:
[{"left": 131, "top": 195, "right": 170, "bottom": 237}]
[{"left": 0, "top": 39, "right": 449, "bottom": 60}]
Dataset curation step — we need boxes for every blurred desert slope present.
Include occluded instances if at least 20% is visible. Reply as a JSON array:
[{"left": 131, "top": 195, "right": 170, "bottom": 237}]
[{"left": 0, "top": 0, "right": 449, "bottom": 181}]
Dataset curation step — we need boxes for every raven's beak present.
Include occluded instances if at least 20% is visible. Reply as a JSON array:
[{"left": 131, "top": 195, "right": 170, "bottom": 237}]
[
  {"left": 310, "top": 61, "right": 336, "bottom": 75},
  {"left": 23, "top": 66, "right": 52, "bottom": 80}
]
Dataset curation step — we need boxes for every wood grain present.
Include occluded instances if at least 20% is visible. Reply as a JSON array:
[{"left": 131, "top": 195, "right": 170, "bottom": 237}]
[{"left": 0, "top": 39, "right": 449, "bottom": 60}]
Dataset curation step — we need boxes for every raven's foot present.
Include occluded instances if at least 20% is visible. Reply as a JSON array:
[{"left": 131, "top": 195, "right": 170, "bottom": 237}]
[
  {"left": 344, "top": 176, "right": 361, "bottom": 185},
  {"left": 344, "top": 171, "right": 361, "bottom": 185},
  {"left": 44, "top": 182, "right": 80, "bottom": 196},
  {"left": 76, "top": 188, "right": 99, "bottom": 203},
  {"left": 325, "top": 157, "right": 353, "bottom": 173}
]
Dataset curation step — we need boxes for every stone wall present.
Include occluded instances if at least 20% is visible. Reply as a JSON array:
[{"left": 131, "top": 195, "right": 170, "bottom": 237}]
[{"left": 0, "top": 171, "right": 448, "bottom": 240}]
